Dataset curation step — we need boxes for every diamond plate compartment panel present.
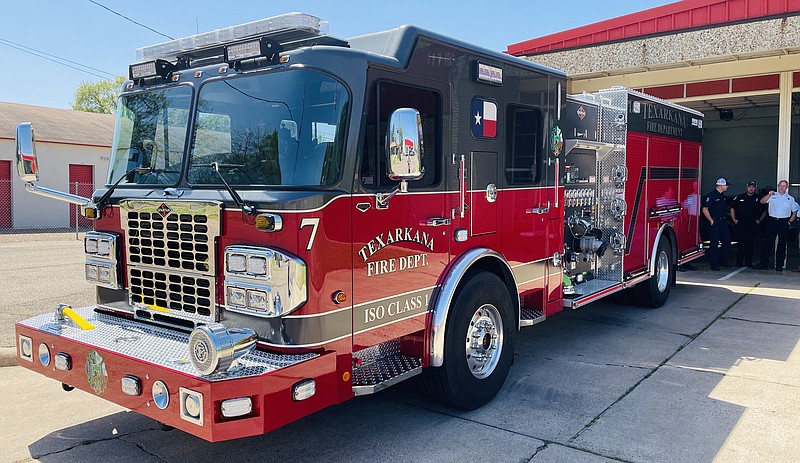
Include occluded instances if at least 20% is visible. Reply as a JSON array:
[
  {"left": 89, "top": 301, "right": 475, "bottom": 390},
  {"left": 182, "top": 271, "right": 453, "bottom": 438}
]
[
  {"left": 596, "top": 146, "right": 626, "bottom": 282},
  {"left": 18, "top": 307, "right": 317, "bottom": 381}
]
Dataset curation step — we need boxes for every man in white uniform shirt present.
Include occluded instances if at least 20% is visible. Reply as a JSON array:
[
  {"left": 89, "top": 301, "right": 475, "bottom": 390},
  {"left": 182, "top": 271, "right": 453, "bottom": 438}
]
[{"left": 758, "top": 180, "right": 798, "bottom": 271}]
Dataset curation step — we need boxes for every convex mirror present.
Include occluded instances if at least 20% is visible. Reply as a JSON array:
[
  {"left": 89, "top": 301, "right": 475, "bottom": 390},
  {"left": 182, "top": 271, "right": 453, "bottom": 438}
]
[
  {"left": 386, "top": 108, "right": 424, "bottom": 181},
  {"left": 16, "top": 122, "right": 40, "bottom": 182}
]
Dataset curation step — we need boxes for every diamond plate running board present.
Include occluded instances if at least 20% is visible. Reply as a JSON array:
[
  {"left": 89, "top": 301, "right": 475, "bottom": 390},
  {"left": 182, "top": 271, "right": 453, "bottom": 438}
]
[
  {"left": 352, "top": 353, "right": 422, "bottom": 396},
  {"left": 520, "top": 308, "right": 546, "bottom": 327}
]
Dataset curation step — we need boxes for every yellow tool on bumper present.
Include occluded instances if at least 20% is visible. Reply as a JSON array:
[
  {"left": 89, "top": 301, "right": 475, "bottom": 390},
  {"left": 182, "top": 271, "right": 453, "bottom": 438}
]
[{"left": 59, "top": 305, "right": 95, "bottom": 331}]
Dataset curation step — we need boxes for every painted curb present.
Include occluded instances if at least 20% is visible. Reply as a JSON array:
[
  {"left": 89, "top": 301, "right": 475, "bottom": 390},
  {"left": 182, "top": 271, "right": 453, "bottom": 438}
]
[{"left": 0, "top": 347, "right": 18, "bottom": 367}]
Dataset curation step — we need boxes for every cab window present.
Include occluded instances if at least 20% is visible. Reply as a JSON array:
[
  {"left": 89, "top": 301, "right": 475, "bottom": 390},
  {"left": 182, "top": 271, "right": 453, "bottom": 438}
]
[
  {"left": 360, "top": 81, "right": 440, "bottom": 189},
  {"left": 505, "top": 105, "right": 543, "bottom": 185}
]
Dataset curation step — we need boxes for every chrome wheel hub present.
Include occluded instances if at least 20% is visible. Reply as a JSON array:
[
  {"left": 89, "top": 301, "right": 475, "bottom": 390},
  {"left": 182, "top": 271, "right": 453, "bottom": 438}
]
[
  {"left": 465, "top": 304, "right": 503, "bottom": 379},
  {"left": 656, "top": 250, "right": 669, "bottom": 292}
]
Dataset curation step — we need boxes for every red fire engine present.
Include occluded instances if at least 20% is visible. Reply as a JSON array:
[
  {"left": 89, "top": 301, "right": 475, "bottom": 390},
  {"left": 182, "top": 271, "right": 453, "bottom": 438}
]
[{"left": 13, "top": 13, "right": 704, "bottom": 442}]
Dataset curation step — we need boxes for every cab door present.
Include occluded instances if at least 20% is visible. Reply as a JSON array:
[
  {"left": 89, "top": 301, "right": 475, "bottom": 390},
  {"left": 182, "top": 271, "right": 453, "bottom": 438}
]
[{"left": 352, "top": 79, "right": 449, "bottom": 350}]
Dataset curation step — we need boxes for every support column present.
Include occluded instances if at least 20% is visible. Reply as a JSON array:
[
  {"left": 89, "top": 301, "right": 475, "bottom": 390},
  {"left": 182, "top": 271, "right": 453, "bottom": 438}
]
[{"left": 777, "top": 71, "right": 792, "bottom": 183}]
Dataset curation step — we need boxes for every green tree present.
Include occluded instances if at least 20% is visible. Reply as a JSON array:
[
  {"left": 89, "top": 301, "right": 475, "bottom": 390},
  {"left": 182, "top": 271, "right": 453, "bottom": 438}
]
[{"left": 71, "top": 76, "right": 126, "bottom": 114}]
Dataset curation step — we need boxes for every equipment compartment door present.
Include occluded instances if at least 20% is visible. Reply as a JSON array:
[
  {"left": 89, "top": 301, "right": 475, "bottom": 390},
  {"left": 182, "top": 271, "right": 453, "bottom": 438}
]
[{"left": 470, "top": 151, "right": 499, "bottom": 236}]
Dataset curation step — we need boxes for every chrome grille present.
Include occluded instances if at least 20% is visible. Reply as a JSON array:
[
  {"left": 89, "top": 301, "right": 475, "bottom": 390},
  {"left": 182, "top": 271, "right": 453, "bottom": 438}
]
[
  {"left": 129, "top": 268, "right": 214, "bottom": 317},
  {"left": 127, "top": 211, "right": 212, "bottom": 272},
  {"left": 120, "top": 200, "right": 221, "bottom": 326}
]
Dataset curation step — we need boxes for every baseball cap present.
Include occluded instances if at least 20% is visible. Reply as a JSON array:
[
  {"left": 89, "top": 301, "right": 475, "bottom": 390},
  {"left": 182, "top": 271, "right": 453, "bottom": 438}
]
[
  {"left": 747, "top": 181, "right": 757, "bottom": 187},
  {"left": 716, "top": 177, "right": 729, "bottom": 186}
]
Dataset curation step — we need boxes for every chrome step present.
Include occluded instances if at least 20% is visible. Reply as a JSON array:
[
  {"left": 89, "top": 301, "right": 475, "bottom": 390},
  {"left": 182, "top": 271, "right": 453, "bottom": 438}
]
[
  {"left": 352, "top": 340, "right": 421, "bottom": 395},
  {"left": 520, "top": 308, "right": 546, "bottom": 327}
]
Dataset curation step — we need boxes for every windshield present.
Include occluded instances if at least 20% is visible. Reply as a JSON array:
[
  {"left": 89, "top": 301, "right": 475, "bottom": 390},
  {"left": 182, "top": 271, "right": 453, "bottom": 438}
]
[
  {"left": 187, "top": 69, "right": 349, "bottom": 186},
  {"left": 107, "top": 86, "right": 192, "bottom": 185}
]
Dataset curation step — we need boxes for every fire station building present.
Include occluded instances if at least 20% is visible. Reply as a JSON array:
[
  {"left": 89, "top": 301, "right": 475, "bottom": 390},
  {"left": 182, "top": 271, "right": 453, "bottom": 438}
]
[
  {"left": 0, "top": 102, "right": 113, "bottom": 230},
  {"left": 508, "top": 0, "right": 800, "bottom": 196}
]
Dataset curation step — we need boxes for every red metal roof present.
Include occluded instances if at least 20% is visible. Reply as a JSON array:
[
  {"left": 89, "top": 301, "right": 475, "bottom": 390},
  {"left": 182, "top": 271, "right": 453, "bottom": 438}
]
[{"left": 507, "top": 0, "right": 800, "bottom": 56}]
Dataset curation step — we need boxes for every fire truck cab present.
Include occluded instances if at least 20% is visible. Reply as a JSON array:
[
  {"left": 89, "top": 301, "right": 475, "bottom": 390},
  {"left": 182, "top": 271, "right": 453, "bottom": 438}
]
[{"left": 14, "top": 13, "right": 703, "bottom": 442}]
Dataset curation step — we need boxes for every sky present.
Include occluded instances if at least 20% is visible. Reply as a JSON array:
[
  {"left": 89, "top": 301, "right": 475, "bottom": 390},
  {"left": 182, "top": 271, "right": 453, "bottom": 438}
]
[{"left": 0, "top": 0, "right": 676, "bottom": 109}]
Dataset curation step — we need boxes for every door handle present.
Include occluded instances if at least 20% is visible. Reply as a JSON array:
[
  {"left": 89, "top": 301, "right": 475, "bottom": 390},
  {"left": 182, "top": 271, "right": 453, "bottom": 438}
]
[
  {"left": 423, "top": 217, "right": 451, "bottom": 227},
  {"left": 526, "top": 207, "right": 549, "bottom": 215}
]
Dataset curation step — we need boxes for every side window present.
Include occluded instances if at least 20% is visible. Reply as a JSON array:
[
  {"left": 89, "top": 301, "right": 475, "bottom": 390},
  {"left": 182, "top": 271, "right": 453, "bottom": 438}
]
[
  {"left": 505, "top": 105, "right": 543, "bottom": 185},
  {"left": 360, "top": 81, "right": 440, "bottom": 189}
]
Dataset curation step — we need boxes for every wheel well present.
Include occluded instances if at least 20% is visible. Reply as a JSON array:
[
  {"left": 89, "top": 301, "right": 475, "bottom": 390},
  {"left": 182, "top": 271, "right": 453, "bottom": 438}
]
[
  {"left": 428, "top": 249, "right": 519, "bottom": 368},
  {"left": 653, "top": 224, "right": 678, "bottom": 268},
  {"left": 467, "top": 256, "right": 520, "bottom": 319}
]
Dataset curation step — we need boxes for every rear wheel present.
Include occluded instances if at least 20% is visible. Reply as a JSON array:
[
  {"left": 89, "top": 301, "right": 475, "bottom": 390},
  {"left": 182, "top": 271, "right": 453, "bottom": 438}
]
[
  {"left": 423, "top": 271, "right": 514, "bottom": 410},
  {"left": 636, "top": 239, "right": 673, "bottom": 308}
]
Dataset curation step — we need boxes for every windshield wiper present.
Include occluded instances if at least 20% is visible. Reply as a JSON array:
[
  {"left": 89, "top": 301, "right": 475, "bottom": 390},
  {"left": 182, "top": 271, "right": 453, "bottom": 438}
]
[
  {"left": 194, "top": 162, "right": 255, "bottom": 215},
  {"left": 96, "top": 166, "right": 156, "bottom": 210}
]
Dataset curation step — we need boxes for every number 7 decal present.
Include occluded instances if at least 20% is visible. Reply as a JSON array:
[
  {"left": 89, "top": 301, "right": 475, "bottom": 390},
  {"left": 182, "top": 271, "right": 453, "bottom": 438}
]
[{"left": 300, "top": 218, "right": 320, "bottom": 251}]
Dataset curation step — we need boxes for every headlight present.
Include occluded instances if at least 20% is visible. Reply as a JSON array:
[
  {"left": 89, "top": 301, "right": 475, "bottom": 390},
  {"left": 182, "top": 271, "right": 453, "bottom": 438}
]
[
  {"left": 227, "top": 254, "right": 247, "bottom": 273},
  {"left": 247, "top": 256, "right": 267, "bottom": 276},
  {"left": 84, "top": 232, "right": 120, "bottom": 289},
  {"left": 247, "top": 290, "right": 268, "bottom": 310},
  {"left": 85, "top": 264, "right": 99, "bottom": 281},
  {"left": 224, "top": 245, "right": 307, "bottom": 318},
  {"left": 227, "top": 287, "right": 246, "bottom": 307},
  {"left": 97, "top": 240, "right": 111, "bottom": 256},
  {"left": 99, "top": 267, "right": 112, "bottom": 283},
  {"left": 85, "top": 238, "right": 99, "bottom": 254}
]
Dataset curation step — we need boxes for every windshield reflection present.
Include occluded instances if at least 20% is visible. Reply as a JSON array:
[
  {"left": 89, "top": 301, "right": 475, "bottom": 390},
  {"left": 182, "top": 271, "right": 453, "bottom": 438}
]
[
  {"left": 107, "top": 86, "right": 192, "bottom": 185},
  {"left": 188, "top": 69, "right": 349, "bottom": 187}
]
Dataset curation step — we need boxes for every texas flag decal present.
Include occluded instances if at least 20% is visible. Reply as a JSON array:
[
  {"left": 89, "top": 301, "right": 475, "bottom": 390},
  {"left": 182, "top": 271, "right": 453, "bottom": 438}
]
[{"left": 471, "top": 97, "right": 497, "bottom": 138}]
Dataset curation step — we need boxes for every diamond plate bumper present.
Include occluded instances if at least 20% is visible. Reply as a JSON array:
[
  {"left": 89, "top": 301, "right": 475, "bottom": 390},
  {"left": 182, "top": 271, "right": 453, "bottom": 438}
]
[{"left": 15, "top": 306, "right": 341, "bottom": 442}]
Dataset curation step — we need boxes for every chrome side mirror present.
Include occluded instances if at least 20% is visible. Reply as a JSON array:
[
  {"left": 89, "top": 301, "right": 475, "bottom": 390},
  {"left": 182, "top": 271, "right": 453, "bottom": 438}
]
[
  {"left": 16, "top": 122, "right": 40, "bottom": 183},
  {"left": 386, "top": 108, "right": 424, "bottom": 181}
]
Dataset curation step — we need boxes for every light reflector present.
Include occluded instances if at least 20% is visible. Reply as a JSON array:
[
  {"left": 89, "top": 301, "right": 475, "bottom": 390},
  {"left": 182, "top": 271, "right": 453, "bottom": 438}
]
[
  {"left": 121, "top": 375, "right": 142, "bottom": 396},
  {"left": 221, "top": 397, "right": 252, "bottom": 418},
  {"left": 55, "top": 353, "right": 72, "bottom": 371},
  {"left": 292, "top": 379, "right": 316, "bottom": 401}
]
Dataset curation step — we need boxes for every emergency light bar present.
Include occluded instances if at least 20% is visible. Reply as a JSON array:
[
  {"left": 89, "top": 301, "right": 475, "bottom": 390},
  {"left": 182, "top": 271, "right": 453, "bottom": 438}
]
[{"left": 136, "top": 12, "right": 328, "bottom": 62}]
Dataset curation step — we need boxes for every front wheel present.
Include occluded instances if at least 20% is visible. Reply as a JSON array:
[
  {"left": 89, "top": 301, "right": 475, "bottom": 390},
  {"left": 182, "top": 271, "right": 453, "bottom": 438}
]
[
  {"left": 422, "top": 271, "right": 514, "bottom": 410},
  {"left": 635, "top": 239, "right": 673, "bottom": 308}
]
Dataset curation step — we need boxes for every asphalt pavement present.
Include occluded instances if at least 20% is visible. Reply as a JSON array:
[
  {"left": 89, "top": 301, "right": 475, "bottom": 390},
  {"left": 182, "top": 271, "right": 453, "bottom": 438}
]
[{"left": 1, "top": 235, "right": 800, "bottom": 462}]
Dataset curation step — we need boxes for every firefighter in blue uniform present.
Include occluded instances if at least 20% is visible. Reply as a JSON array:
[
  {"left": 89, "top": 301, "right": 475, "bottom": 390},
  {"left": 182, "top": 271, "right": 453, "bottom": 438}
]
[
  {"left": 730, "top": 181, "right": 766, "bottom": 268},
  {"left": 701, "top": 177, "right": 731, "bottom": 271}
]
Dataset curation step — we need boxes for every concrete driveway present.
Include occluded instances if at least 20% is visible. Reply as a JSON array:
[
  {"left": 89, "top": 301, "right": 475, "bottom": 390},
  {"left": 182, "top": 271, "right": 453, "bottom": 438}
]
[{"left": 1, "top": 235, "right": 799, "bottom": 462}]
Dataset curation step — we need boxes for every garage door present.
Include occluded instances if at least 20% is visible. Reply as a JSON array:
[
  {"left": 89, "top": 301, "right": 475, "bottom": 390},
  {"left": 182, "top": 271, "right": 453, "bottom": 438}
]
[
  {"left": 0, "top": 160, "right": 11, "bottom": 229},
  {"left": 68, "top": 164, "right": 93, "bottom": 229}
]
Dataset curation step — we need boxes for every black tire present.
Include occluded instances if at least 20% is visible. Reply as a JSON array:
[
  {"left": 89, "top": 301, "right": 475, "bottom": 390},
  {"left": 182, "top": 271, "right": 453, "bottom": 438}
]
[
  {"left": 422, "top": 271, "right": 514, "bottom": 410},
  {"left": 635, "top": 239, "right": 673, "bottom": 308}
]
